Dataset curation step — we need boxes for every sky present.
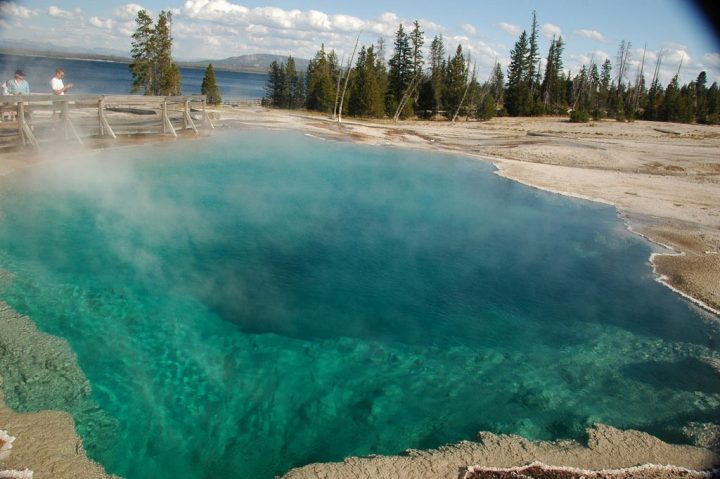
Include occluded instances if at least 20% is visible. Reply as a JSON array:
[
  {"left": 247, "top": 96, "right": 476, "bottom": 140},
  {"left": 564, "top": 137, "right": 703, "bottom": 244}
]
[{"left": 1, "top": 0, "right": 720, "bottom": 85}]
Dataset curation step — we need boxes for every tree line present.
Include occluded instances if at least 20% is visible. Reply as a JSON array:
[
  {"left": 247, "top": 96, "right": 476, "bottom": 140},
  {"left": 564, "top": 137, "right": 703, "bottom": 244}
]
[
  {"left": 129, "top": 9, "right": 222, "bottom": 104},
  {"left": 265, "top": 12, "right": 720, "bottom": 124}
]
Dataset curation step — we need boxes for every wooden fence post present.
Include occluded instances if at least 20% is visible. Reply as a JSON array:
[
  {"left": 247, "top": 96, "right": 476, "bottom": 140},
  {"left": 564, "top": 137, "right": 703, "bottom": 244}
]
[
  {"left": 183, "top": 99, "right": 198, "bottom": 134},
  {"left": 98, "top": 97, "right": 116, "bottom": 139},
  {"left": 17, "top": 100, "right": 38, "bottom": 148},
  {"left": 161, "top": 98, "right": 177, "bottom": 137},
  {"left": 202, "top": 99, "right": 214, "bottom": 129}
]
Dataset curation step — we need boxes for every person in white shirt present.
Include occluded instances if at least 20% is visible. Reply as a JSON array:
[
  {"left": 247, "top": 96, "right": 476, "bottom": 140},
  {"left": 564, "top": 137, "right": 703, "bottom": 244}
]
[
  {"left": 51, "top": 68, "right": 73, "bottom": 95},
  {"left": 51, "top": 68, "right": 73, "bottom": 119}
]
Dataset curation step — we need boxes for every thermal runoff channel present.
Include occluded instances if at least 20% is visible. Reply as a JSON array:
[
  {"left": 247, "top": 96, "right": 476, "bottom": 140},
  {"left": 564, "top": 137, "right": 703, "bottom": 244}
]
[{"left": 0, "top": 131, "right": 718, "bottom": 478}]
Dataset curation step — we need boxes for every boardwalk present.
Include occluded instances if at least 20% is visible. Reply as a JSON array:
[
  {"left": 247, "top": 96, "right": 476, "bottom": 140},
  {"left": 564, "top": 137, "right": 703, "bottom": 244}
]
[{"left": 0, "top": 94, "right": 214, "bottom": 149}]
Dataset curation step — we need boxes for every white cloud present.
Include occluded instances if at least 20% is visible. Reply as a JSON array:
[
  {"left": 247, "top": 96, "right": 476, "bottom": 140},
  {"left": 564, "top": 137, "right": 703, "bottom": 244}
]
[
  {"left": 660, "top": 46, "right": 690, "bottom": 65},
  {"left": 703, "top": 52, "right": 720, "bottom": 68},
  {"left": 498, "top": 22, "right": 521, "bottom": 36},
  {"left": 176, "top": 0, "right": 453, "bottom": 58},
  {"left": 574, "top": 29, "right": 606, "bottom": 42},
  {"left": 89, "top": 16, "right": 114, "bottom": 29},
  {"left": 541, "top": 23, "right": 562, "bottom": 40},
  {"left": 48, "top": 6, "right": 76, "bottom": 19},
  {"left": 377, "top": 12, "right": 399, "bottom": 25},
  {"left": 113, "top": 3, "right": 147, "bottom": 20},
  {"left": 461, "top": 24, "right": 476, "bottom": 36},
  {"left": 663, "top": 41, "right": 688, "bottom": 51},
  {"left": 245, "top": 24, "right": 268, "bottom": 35},
  {"left": 182, "top": 0, "right": 380, "bottom": 34},
  {"left": 0, "top": 1, "right": 39, "bottom": 18},
  {"left": 592, "top": 49, "right": 611, "bottom": 64},
  {"left": 182, "top": 0, "right": 249, "bottom": 21},
  {"left": 118, "top": 20, "right": 138, "bottom": 37}
]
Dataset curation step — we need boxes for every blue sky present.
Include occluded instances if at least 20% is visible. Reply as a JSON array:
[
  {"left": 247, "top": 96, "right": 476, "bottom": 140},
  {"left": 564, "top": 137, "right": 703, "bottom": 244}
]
[{"left": 2, "top": 0, "right": 719, "bottom": 84}]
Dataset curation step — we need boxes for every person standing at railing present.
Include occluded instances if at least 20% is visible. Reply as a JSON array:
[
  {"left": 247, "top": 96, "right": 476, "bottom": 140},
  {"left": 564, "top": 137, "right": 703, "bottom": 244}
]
[
  {"left": 51, "top": 68, "right": 72, "bottom": 95},
  {"left": 51, "top": 68, "right": 73, "bottom": 119},
  {"left": 4, "top": 70, "right": 31, "bottom": 122},
  {"left": 6, "top": 70, "right": 30, "bottom": 95}
]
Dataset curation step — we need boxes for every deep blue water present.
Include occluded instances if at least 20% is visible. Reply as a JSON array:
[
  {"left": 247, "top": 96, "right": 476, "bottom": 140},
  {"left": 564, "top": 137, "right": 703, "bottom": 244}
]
[
  {"left": 0, "top": 131, "right": 718, "bottom": 478},
  {"left": 0, "top": 53, "right": 266, "bottom": 99}
]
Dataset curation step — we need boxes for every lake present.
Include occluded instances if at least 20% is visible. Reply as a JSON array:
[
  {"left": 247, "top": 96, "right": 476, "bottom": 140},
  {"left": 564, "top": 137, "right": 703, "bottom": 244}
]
[{"left": 0, "top": 53, "right": 267, "bottom": 100}]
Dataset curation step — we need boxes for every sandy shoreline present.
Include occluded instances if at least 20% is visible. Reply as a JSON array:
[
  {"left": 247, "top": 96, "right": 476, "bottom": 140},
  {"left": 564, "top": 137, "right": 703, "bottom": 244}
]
[{"left": 1, "top": 108, "right": 719, "bottom": 477}]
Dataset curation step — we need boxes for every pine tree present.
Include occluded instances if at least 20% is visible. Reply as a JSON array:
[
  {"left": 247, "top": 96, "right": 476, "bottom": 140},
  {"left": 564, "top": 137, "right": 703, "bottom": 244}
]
[
  {"left": 201, "top": 64, "right": 222, "bottom": 105},
  {"left": 527, "top": 11, "right": 540, "bottom": 96},
  {"left": 129, "top": 10, "right": 181, "bottom": 95},
  {"left": 505, "top": 30, "right": 531, "bottom": 116},
  {"left": 416, "top": 79, "right": 434, "bottom": 118},
  {"left": 265, "top": 60, "right": 285, "bottom": 107},
  {"left": 410, "top": 21, "right": 425, "bottom": 77},
  {"left": 285, "top": 57, "right": 303, "bottom": 109},
  {"left": 154, "top": 11, "right": 181, "bottom": 95},
  {"left": 589, "top": 62, "right": 601, "bottom": 118},
  {"left": 695, "top": 71, "right": 708, "bottom": 123},
  {"left": 540, "top": 36, "right": 566, "bottom": 114},
  {"left": 129, "top": 10, "right": 155, "bottom": 94},
  {"left": 387, "top": 24, "right": 414, "bottom": 117},
  {"left": 442, "top": 45, "right": 468, "bottom": 119},
  {"left": 348, "top": 46, "right": 385, "bottom": 117},
  {"left": 293, "top": 71, "right": 306, "bottom": 109},
  {"left": 428, "top": 34, "right": 446, "bottom": 116},
  {"left": 477, "top": 90, "right": 496, "bottom": 120},
  {"left": 707, "top": 82, "right": 720, "bottom": 124},
  {"left": 373, "top": 42, "right": 389, "bottom": 115},
  {"left": 661, "top": 74, "right": 681, "bottom": 122},
  {"left": 306, "top": 45, "right": 335, "bottom": 112},
  {"left": 572, "top": 65, "right": 590, "bottom": 112},
  {"left": 490, "top": 62, "right": 504, "bottom": 111},
  {"left": 598, "top": 59, "right": 612, "bottom": 116}
]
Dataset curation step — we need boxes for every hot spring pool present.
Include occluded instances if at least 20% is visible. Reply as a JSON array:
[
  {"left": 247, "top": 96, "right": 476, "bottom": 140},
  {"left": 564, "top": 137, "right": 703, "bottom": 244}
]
[{"left": 0, "top": 131, "right": 718, "bottom": 478}]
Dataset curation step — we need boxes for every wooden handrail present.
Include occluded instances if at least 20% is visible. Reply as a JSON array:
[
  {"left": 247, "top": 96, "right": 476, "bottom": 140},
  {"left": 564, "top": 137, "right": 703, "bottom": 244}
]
[
  {"left": 0, "top": 94, "right": 207, "bottom": 103},
  {"left": 0, "top": 94, "right": 211, "bottom": 149}
]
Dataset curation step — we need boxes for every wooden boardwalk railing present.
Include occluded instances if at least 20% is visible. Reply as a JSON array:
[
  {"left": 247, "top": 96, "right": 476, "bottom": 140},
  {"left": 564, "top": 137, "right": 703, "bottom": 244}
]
[{"left": 0, "top": 94, "right": 215, "bottom": 149}]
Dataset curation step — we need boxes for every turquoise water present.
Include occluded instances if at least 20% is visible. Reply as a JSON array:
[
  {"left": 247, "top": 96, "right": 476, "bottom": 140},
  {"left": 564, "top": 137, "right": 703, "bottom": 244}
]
[{"left": 0, "top": 131, "right": 718, "bottom": 478}]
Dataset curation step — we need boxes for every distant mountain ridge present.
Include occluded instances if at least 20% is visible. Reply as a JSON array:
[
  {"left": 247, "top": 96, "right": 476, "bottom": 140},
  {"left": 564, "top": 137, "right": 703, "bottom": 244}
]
[
  {"left": 0, "top": 39, "right": 128, "bottom": 59},
  {"left": 1, "top": 42, "right": 308, "bottom": 74},
  {"left": 182, "top": 54, "right": 310, "bottom": 73}
]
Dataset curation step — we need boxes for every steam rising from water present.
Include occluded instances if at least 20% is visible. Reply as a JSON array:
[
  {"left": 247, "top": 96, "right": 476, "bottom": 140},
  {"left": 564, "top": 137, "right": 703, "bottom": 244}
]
[{"left": 0, "top": 131, "right": 718, "bottom": 478}]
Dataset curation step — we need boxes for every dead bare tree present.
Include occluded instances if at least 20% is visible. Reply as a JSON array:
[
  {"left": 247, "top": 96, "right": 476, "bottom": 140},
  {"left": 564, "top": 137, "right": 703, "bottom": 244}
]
[
  {"left": 632, "top": 43, "right": 647, "bottom": 113},
  {"left": 451, "top": 58, "right": 475, "bottom": 123},
  {"left": 572, "top": 55, "right": 594, "bottom": 111},
  {"left": 332, "top": 54, "right": 345, "bottom": 120},
  {"left": 676, "top": 53, "right": 684, "bottom": 78},
  {"left": 392, "top": 73, "right": 422, "bottom": 122},
  {"left": 615, "top": 40, "right": 632, "bottom": 93},
  {"left": 337, "top": 33, "right": 361, "bottom": 124},
  {"left": 650, "top": 53, "right": 662, "bottom": 89}
]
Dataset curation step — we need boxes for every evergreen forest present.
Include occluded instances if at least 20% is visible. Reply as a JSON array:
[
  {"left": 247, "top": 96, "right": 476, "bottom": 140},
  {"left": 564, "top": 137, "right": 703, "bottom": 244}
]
[{"left": 264, "top": 13, "right": 720, "bottom": 125}]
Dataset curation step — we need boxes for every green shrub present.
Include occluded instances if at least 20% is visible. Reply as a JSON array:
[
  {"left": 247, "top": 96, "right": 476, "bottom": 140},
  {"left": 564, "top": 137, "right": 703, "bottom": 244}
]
[{"left": 569, "top": 109, "right": 590, "bottom": 123}]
